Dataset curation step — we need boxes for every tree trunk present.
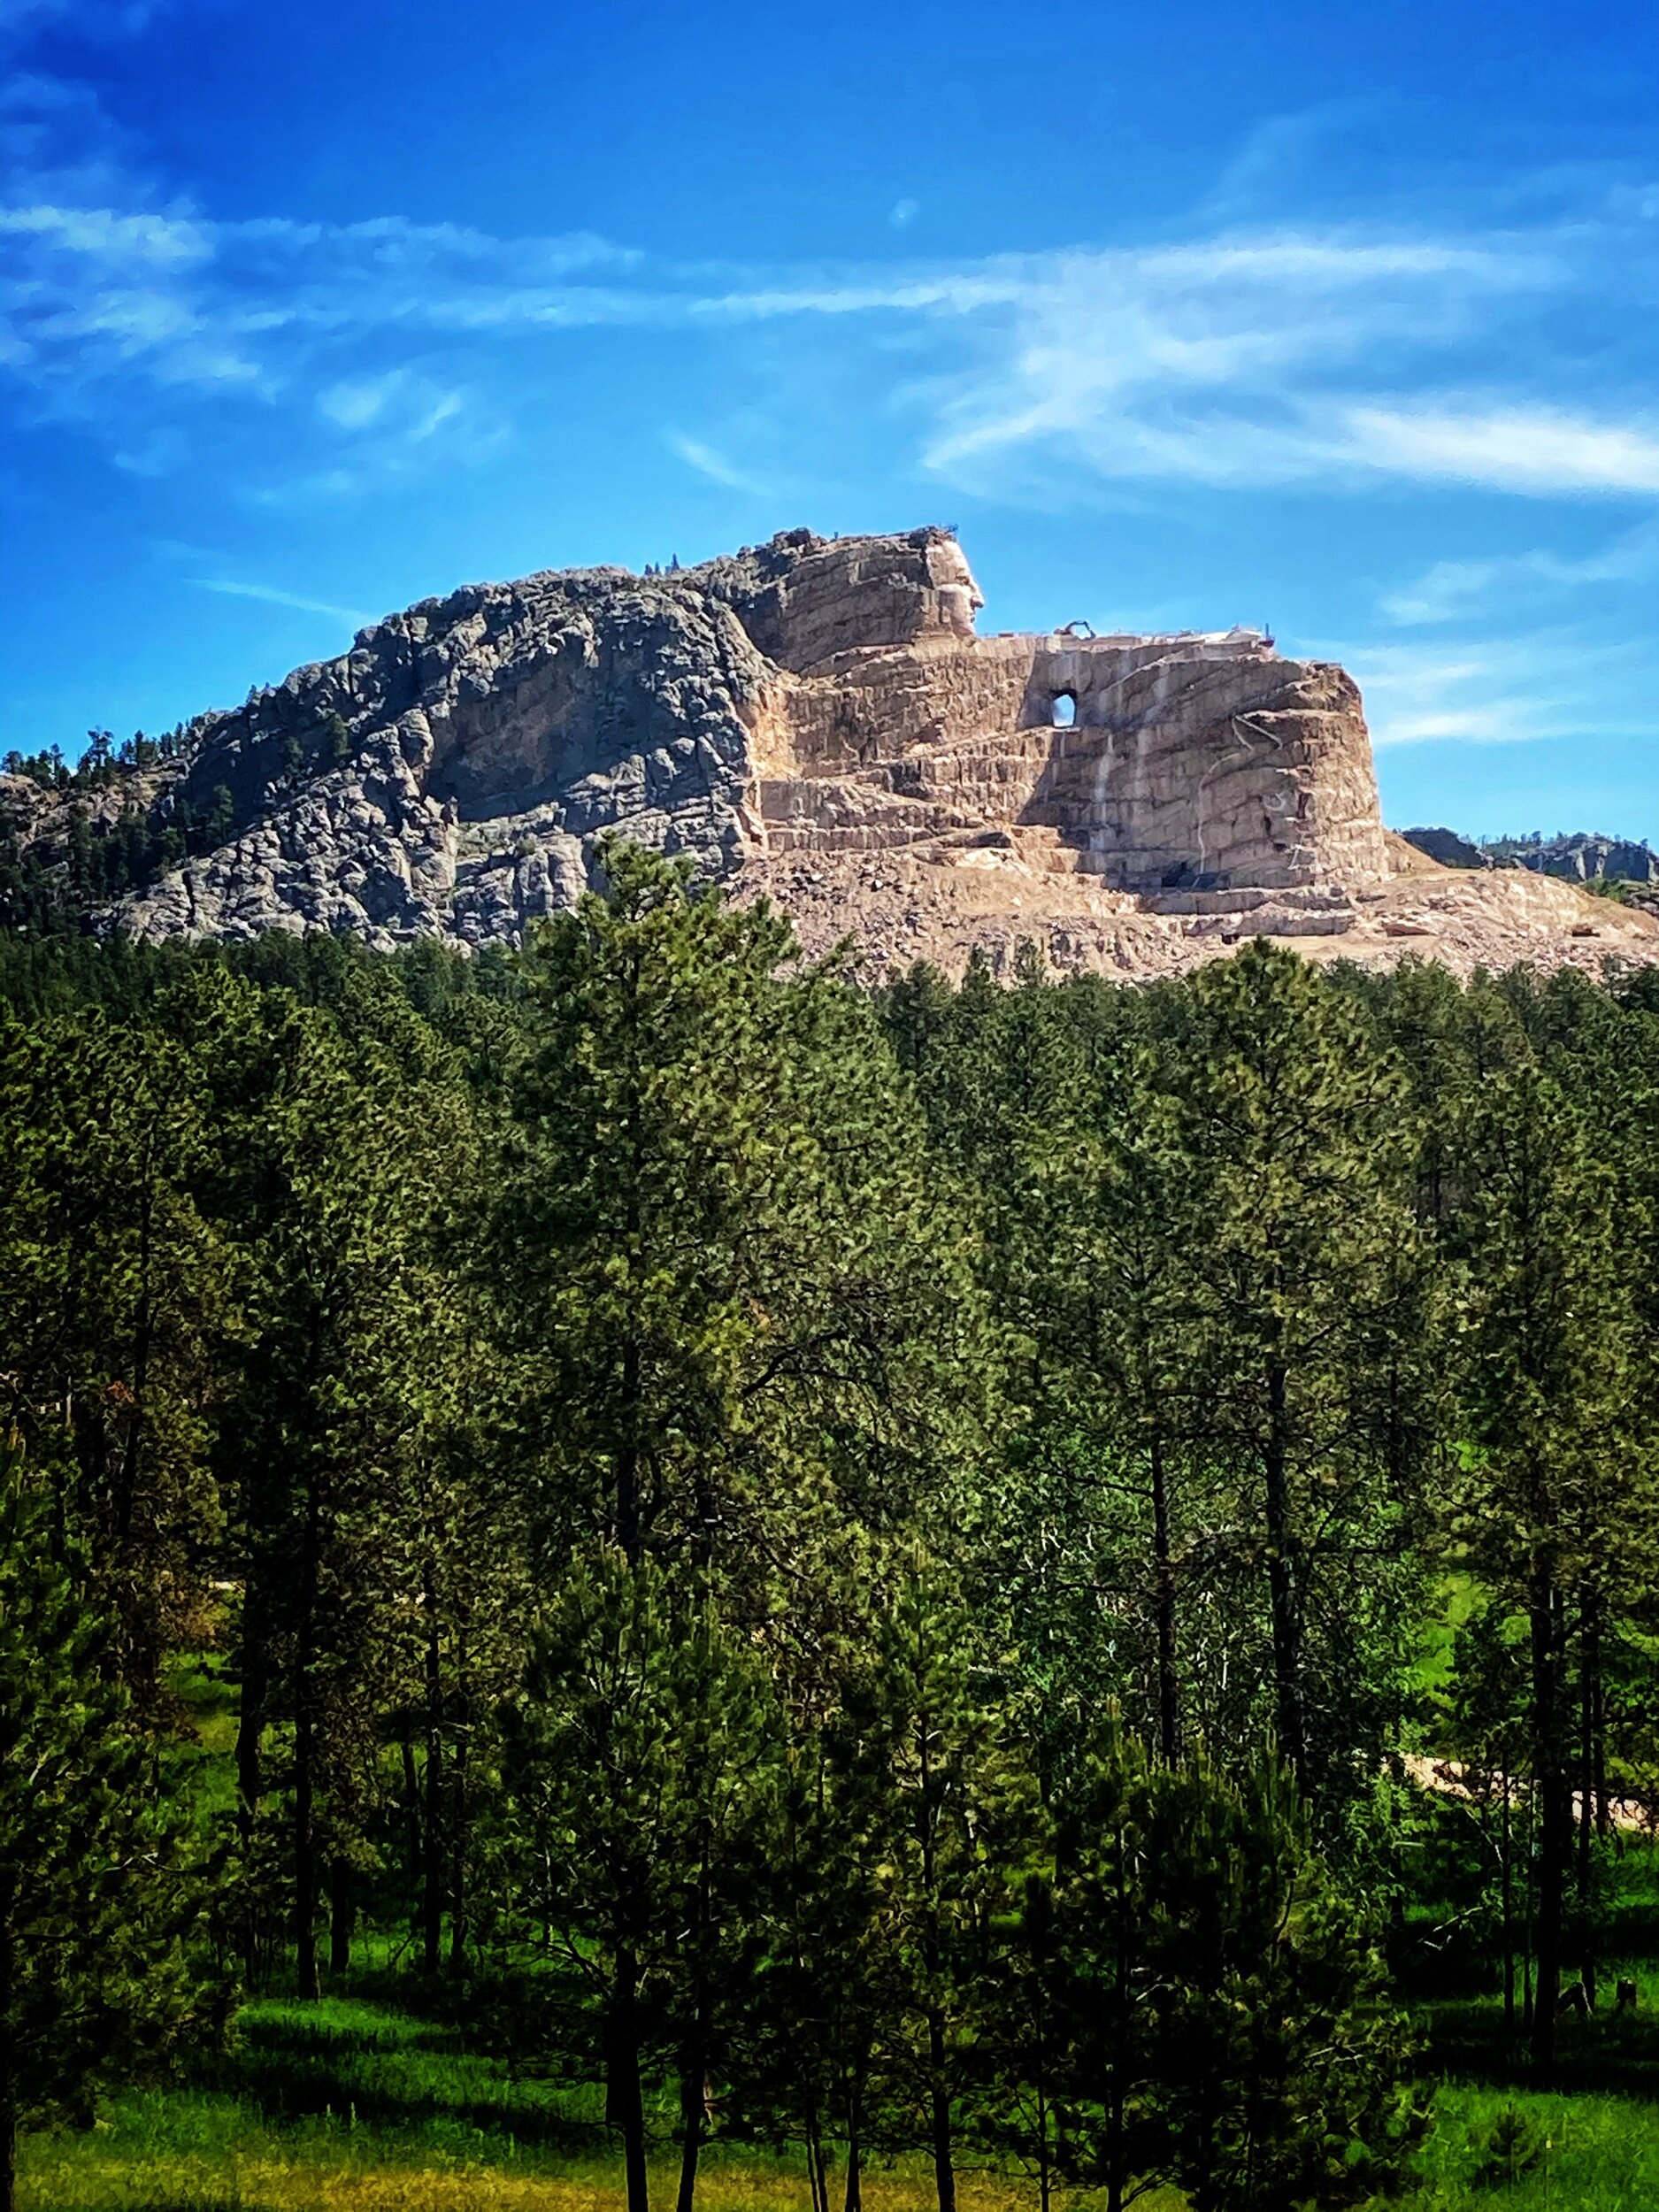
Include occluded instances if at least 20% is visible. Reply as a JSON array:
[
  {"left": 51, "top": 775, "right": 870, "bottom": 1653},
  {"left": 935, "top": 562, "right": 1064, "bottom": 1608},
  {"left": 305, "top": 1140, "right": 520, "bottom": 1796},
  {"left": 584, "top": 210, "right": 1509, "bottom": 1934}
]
[
  {"left": 675, "top": 1816, "right": 713, "bottom": 2212},
  {"left": 675, "top": 2015, "right": 708, "bottom": 2212},
  {"left": 916, "top": 1699, "right": 956, "bottom": 2212},
  {"left": 422, "top": 1557, "right": 443, "bottom": 1976},
  {"left": 1530, "top": 1573, "right": 1569, "bottom": 2069},
  {"left": 607, "top": 1947, "right": 650, "bottom": 2212},
  {"left": 1501, "top": 1767, "right": 1516, "bottom": 2036},
  {"left": 804, "top": 2105, "right": 829, "bottom": 2212},
  {"left": 1149, "top": 1432, "right": 1180, "bottom": 1766},
  {"left": 1578, "top": 1592, "right": 1601, "bottom": 2009},
  {"left": 1262, "top": 1358, "right": 1304, "bottom": 1782},
  {"left": 843, "top": 2077, "right": 864, "bottom": 2212},
  {"left": 1594, "top": 1612, "right": 1610, "bottom": 1841},
  {"left": 329, "top": 1856, "right": 353, "bottom": 1978},
  {"left": 1522, "top": 1786, "right": 1534, "bottom": 2034},
  {"left": 401, "top": 1734, "right": 423, "bottom": 1891},
  {"left": 293, "top": 1702, "right": 319, "bottom": 1999},
  {"left": 449, "top": 1632, "right": 470, "bottom": 1977},
  {"left": 235, "top": 1661, "right": 265, "bottom": 1846},
  {"left": 1031, "top": 1953, "right": 1052, "bottom": 2212},
  {"left": 235, "top": 1649, "right": 266, "bottom": 1986},
  {"left": 926, "top": 2003, "right": 956, "bottom": 2212},
  {"left": 294, "top": 1478, "right": 322, "bottom": 2002},
  {"left": 1, "top": 1886, "right": 16, "bottom": 2212}
]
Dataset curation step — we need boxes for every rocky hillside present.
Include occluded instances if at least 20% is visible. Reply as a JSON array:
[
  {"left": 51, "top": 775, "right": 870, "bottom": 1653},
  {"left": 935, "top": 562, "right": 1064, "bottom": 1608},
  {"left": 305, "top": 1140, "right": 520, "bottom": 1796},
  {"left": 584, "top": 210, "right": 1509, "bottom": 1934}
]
[
  {"left": 5, "top": 526, "right": 1655, "bottom": 980},
  {"left": 1402, "top": 826, "right": 1659, "bottom": 883},
  {"left": 1487, "top": 831, "right": 1658, "bottom": 884}
]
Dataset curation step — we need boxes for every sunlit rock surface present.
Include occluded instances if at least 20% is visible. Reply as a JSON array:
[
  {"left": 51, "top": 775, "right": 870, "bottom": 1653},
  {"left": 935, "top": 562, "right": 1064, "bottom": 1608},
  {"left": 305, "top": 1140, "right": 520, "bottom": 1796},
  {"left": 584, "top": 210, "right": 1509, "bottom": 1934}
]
[{"left": 58, "top": 526, "right": 1655, "bottom": 979}]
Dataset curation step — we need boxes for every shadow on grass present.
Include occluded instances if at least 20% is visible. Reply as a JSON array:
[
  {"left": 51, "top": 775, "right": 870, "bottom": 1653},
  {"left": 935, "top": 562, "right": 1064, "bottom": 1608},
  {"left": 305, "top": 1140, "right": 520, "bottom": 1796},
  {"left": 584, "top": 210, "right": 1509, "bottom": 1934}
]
[
  {"left": 1423, "top": 1992, "right": 1659, "bottom": 2098},
  {"left": 201, "top": 2008, "right": 607, "bottom": 2153}
]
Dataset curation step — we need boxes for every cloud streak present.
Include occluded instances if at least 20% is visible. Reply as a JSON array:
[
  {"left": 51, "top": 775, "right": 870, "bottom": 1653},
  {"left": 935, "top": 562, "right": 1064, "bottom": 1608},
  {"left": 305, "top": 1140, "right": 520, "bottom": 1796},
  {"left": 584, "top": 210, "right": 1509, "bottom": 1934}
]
[
  {"left": 1348, "top": 406, "right": 1659, "bottom": 495},
  {"left": 1379, "top": 520, "right": 1659, "bottom": 625},
  {"left": 189, "top": 577, "right": 373, "bottom": 627},
  {"left": 1337, "top": 637, "right": 1594, "bottom": 748},
  {"left": 664, "top": 431, "right": 773, "bottom": 496},
  {"left": 4, "top": 61, "right": 1658, "bottom": 515}
]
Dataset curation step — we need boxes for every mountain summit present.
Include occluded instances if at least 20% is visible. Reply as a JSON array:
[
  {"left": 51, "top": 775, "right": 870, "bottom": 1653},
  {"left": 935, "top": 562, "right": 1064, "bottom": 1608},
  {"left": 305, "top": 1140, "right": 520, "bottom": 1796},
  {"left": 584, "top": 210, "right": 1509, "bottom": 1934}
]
[{"left": 5, "top": 527, "right": 1654, "bottom": 979}]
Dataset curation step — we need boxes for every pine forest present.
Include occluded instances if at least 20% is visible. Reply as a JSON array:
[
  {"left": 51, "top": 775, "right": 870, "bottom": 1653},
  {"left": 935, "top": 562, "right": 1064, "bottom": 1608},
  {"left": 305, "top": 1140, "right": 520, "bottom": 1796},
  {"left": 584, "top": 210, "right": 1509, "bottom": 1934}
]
[{"left": 8, "top": 842, "right": 1659, "bottom": 2212}]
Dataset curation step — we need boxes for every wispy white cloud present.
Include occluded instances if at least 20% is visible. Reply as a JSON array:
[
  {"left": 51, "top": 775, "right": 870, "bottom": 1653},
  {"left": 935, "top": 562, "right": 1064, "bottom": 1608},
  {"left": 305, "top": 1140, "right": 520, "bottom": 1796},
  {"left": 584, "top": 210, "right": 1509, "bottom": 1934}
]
[
  {"left": 4, "top": 56, "right": 1659, "bottom": 516},
  {"left": 1206, "top": 106, "right": 1341, "bottom": 207},
  {"left": 912, "top": 234, "right": 1659, "bottom": 498},
  {"left": 5, "top": 196, "right": 1655, "bottom": 506},
  {"left": 189, "top": 577, "right": 373, "bottom": 627},
  {"left": 1324, "top": 622, "right": 1659, "bottom": 752},
  {"left": 1347, "top": 405, "right": 1659, "bottom": 494},
  {"left": 664, "top": 430, "right": 772, "bottom": 496},
  {"left": 0, "top": 200, "right": 209, "bottom": 261},
  {"left": 0, "top": 0, "right": 169, "bottom": 43},
  {"left": 1379, "top": 521, "right": 1659, "bottom": 625},
  {"left": 1349, "top": 511, "right": 1659, "bottom": 761},
  {"left": 889, "top": 198, "right": 919, "bottom": 230},
  {"left": 318, "top": 366, "right": 470, "bottom": 443},
  {"left": 1343, "top": 640, "right": 1580, "bottom": 747}
]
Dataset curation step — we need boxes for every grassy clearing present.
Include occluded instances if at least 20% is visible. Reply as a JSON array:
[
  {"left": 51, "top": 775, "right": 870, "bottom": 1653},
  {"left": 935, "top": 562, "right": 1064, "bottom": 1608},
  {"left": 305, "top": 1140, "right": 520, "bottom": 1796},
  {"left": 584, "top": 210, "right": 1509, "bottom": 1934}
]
[
  {"left": 23, "top": 1660, "right": 1657, "bottom": 2208},
  {"left": 23, "top": 2080, "right": 1659, "bottom": 2211},
  {"left": 19, "top": 1987, "right": 1659, "bottom": 2212},
  {"left": 1408, "top": 2081, "right": 1659, "bottom": 2209}
]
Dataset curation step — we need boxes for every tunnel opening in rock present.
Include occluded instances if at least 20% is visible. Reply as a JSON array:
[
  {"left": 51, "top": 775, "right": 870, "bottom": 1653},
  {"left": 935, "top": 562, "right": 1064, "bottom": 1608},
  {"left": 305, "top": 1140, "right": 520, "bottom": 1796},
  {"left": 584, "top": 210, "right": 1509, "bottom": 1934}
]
[{"left": 1051, "top": 690, "right": 1077, "bottom": 728}]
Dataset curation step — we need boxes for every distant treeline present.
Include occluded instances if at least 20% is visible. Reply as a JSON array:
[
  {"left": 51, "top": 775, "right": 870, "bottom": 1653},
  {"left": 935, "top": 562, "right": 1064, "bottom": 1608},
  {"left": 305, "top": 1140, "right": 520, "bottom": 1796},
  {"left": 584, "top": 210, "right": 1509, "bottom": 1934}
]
[
  {"left": 6, "top": 846, "right": 1659, "bottom": 2211},
  {"left": 1, "top": 710, "right": 357, "bottom": 937}
]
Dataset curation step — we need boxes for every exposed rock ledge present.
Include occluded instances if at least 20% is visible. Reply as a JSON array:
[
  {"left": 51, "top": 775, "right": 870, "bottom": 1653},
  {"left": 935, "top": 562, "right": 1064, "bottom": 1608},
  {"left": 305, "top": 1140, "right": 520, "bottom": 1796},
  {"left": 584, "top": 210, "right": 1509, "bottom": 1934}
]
[{"left": 12, "top": 526, "right": 1654, "bottom": 981}]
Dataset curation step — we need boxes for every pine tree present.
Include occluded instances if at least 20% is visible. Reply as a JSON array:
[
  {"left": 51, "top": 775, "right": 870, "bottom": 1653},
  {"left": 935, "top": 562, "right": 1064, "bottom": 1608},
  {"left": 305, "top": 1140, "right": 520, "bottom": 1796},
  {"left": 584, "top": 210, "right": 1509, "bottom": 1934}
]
[
  {"left": 724, "top": 1555, "right": 906, "bottom": 2212},
  {"left": 990, "top": 1037, "right": 1202, "bottom": 1770},
  {"left": 495, "top": 839, "right": 981, "bottom": 1584},
  {"left": 1162, "top": 943, "right": 1439, "bottom": 1799},
  {"left": 199, "top": 969, "right": 472, "bottom": 1994},
  {"left": 852, "top": 1556, "right": 1031, "bottom": 2212},
  {"left": 0, "top": 1006, "right": 235, "bottom": 1715},
  {"left": 1044, "top": 1722, "right": 1165, "bottom": 2212},
  {"left": 0, "top": 1433, "right": 210, "bottom": 2212},
  {"left": 500, "top": 1546, "right": 780, "bottom": 2212},
  {"left": 1440, "top": 979, "right": 1650, "bottom": 2063},
  {"left": 1141, "top": 1751, "right": 1422, "bottom": 2212}
]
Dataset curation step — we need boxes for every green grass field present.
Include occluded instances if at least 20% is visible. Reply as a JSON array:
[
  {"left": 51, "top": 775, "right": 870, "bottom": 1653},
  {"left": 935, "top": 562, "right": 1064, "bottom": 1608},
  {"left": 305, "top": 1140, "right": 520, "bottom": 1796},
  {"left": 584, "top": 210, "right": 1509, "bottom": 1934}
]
[
  {"left": 21, "top": 1651, "right": 1659, "bottom": 2211},
  {"left": 19, "top": 1984, "right": 1659, "bottom": 2212}
]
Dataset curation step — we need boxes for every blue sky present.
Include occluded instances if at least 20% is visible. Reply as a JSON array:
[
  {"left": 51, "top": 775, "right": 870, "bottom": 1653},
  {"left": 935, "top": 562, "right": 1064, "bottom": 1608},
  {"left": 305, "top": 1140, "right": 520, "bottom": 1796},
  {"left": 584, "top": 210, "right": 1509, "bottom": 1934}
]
[{"left": 4, "top": 0, "right": 1658, "bottom": 840}]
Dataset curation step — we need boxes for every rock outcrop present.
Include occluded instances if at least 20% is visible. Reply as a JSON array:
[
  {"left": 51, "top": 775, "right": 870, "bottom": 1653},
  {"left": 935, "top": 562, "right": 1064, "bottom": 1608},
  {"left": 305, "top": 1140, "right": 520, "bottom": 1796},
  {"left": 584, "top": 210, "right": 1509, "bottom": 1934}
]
[
  {"left": 1402, "top": 826, "right": 1659, "bottom": 884},
  {"left": 7, "top": 526, "right": 1655, "bottom": 981},
  {"left": 1401, "top": 826, "right": 1489, "bottom": 870},
  {"left": 1518, "top": 833, "right": 1659, "bottom": 886},
  {"left": 105, "top": 527, "right": 1388, "bottom": 942}
]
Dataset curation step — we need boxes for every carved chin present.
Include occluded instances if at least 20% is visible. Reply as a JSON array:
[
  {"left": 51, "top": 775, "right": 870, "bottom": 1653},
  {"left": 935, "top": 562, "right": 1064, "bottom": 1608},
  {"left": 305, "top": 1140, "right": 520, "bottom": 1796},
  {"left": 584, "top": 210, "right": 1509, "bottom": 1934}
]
[{"left": 937, "top": 588, "right": 980, "bottom": 636}]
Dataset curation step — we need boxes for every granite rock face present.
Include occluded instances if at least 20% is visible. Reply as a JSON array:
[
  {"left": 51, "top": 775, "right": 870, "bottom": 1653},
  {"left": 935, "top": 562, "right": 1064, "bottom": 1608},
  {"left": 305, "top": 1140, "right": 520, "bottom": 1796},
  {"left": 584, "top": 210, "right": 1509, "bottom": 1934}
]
[
  {"left": 106, "top": 526, "right": 1391, "bottom": 951},
  {"left": 1522, "top": 834, "right": 1658, "bottom": 885},
  {"left": 122, "top": 560, "right": 777, "bottom": 946},
  {"left": 20, "top": 524, "right": 1649, "bottom": 979},
  {"left": 1401, "top": 826, "right": 1489, "bottom": 870}
]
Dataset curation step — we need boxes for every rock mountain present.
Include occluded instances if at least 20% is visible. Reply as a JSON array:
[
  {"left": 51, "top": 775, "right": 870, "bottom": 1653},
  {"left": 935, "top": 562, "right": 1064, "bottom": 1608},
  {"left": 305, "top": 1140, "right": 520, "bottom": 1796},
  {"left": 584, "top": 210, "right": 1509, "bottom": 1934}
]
[{"left": 7, "top": 526, "right": 1654, "bottom": 979}]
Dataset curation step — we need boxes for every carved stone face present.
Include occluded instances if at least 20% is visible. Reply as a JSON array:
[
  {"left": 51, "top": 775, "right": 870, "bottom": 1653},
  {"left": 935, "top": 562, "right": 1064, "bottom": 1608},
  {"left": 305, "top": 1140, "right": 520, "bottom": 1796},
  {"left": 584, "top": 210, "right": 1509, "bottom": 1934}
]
[{"left": 926, "top": 538, "right": 985, "bottom": 637}]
